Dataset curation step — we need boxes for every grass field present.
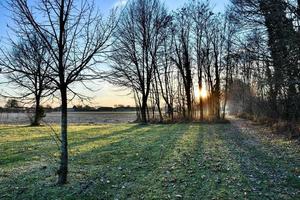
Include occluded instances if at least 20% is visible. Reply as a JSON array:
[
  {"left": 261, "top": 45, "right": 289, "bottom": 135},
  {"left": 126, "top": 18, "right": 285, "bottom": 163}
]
[{"left": 0, "top": 120, "right": 300, "bottom": 199}]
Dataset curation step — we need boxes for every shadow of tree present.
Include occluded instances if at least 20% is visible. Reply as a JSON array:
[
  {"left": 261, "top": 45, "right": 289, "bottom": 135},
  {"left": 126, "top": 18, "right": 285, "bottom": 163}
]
[
  {"left": 219, "top": 122, "right": 300, "bottom": 199},
  {"left": 1, "top": 122, "right": 299, "bottom": 200},
  {"left": 69, "top": 124, "right": 191, "bottom": 199}
]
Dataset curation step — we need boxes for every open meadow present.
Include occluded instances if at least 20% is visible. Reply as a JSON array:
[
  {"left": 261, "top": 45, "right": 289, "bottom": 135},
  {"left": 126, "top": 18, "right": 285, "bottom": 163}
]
[
  {"left": 0, "top": 112, "right": 137, "bottom": 125},
  {"left": 1, "top": 119, "right": 299, "bottom": 199}
]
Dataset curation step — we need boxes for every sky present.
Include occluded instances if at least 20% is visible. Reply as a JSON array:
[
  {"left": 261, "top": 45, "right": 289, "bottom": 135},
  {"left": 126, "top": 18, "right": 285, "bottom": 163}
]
[{"left": 0, "top": 0, "right": 229, "bottom": 107}]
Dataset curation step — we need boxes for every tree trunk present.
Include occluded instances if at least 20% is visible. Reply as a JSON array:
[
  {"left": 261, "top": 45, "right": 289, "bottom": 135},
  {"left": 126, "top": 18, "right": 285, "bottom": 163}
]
[
  {"left": 32, "top": 95, "right": 41, "bottom": 126},
  {"left": 153, "top": 74, "right": 163, "bottom": 122},
  {"left": 214, "top": 61, "right": 221, "bottom": 120},
  {"left": 199, "top": 89, "right": 204, "bottom": 121},
  {"left": 197, "top": 44, "right": 204, "bottom": 121},
  {"left": 185, "top": 85, "right": 192, "bottom": 120},
  {"left": 223, "top": 61, "right": 230, "bottom": 119},
  {"left": 185, "top": 65, "right": 192, "bottom": 120},
  {"left": 287, "top": 82, "right": 297, "bottom": 120},
  {"left": 141, "top": 97, "right": 148, "bottom": 124},
  {"left": 157, "top": 103, "right": 163, "bottom": 122},
  {"left": 57, "top": 86, "right": 68, "bottom": 185}
]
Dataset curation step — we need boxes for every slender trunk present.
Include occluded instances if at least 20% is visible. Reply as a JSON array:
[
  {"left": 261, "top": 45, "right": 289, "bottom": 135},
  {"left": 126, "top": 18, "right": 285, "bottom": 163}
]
[
  {"left": 157, "top": 104, "right": 163, "bottom": 122},
  {"left": 134, "top": 92, "right": 141, "bottom": 121},
  {"left": 185, "top": 85, "right": 192, "bottom": 120},
  {"left": 287, "top": 82, "right": 297, "bottom": 120},
  {"left": 197, "top": 49, "right": 203, "bottom": 119},
  {"left": 136, "top": 107, "right": 141, "bottom": 121},
  {"left": 197, "top": 38, "right": 204, "bottom": 121},
  {"left": 152, "top": 101, "right": 155, "bottom": 120},
  {"left": 214, "top": 53, "right": 220, "bottom": 120},
  {"left": 153, "top": 74, "right": 163, "bottom": 122},
  {"left": 57, "top": 0, "right": 68, "bottom": 185},
  {"left": 181, "top": 85, "right": 186, "bottom": 119},
  {"left": 223, "top": 61, "right": 230, "bottom": 119},
  {"left": 168, "top": 103, "right": 174, "bottom": 120},
  {"left": 186, "top": 67, "right": 192, "bottom": 120},
  {"left": 222, "top": 89, "right": 228, "bottom": 119},
  {"left": 141, "top": 96, "right": 148, "bottom": 124},
  {"left": 199, "top": 89, "right": 204, "bottom": 121},
  {"left": 32, "top": 95, "right": 41, "bottom": 126},
  {"left": 171, "top": 104, "right": 174, "bottom": 120},
  {"left": 57, "top": 86, "right": 68, "bottom": 184}
]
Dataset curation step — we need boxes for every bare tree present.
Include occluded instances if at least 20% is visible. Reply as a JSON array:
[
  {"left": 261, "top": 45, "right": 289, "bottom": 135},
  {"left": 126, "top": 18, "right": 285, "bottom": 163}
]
[
  {"left": 109, "top": 0, "right": 170, "bottom": 123},
  {"left": 171, "top": 7, "right": 194, "bottom": 120},
  {"left": 221, "top": 13, "right": 237, "bottom": 119},
  {"left": 0, "top": 33, "right": 52, "bottom": 126},
  {"left": 9, "top": 0, "right": 116, "bottom": 184},
  {"left": 190, "top": 1, "right": 213, "bottom": 120},
  {"left": 156, "top": 32, "right": 176, "bottom": 120}
]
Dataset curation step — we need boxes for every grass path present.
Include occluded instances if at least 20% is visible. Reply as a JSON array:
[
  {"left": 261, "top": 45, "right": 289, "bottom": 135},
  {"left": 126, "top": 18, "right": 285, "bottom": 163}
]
[{"left": 0, "top": 120, "right": 299, "bottom": 199}]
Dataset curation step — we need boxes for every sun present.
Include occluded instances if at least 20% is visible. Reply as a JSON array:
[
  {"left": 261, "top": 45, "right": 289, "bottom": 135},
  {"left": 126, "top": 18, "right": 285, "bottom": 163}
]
[
  {"left": 195, "top": 87, "right": 208, "bottom": 99},
  {"left": 200, "top": 88, "right": 207, "bottom": 98}
]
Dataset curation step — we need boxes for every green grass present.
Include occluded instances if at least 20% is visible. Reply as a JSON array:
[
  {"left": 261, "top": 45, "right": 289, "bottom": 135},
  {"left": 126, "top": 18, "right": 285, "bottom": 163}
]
[{"left": 0, "top": 122, "right": 299, "bottom": 199}]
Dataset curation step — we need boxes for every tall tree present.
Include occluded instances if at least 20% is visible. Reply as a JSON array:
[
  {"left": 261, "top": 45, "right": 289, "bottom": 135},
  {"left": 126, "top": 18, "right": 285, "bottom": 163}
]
[
  {"left": 171, "top": 7, "right": 193, "bottom": 120},
  {"left": 190, "top": 0, "right": 213, "bottom": 120},
  {"left": 109, "top": 0, "right": 170, "bottom": 123},
  {"left": 222, "top": 13, "right": 237, "bottom": 119},
  {"left": 156, "top": 31, "right": 176, "bottom": 120},
  {"left": 10, "top": 0, "right": 116, "bottom": 184}
]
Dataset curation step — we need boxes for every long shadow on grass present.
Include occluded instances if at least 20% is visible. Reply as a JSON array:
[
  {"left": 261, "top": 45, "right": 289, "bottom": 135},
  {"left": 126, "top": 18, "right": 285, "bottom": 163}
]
[
  {"left": 71, "top": 124, "right": 182, "bottom": 164},
  {"left": 71, "top": 124, "right": 244, "bottom": 199},
  {"left": 173, "top": 124, "right": 254, "bottom": 199},
  {"left": 7, "top": 123, "right": 295, "bottom": 199},
  {"left": 77, "top": 123, "right": 245, "bottom": 199},
  {"left": 219, "top": 123, "right": 300, "bottom": 199},
  {"left": 72, "top": 123, "right": 247, "bottom": 200},
  {"left": 69, "top": 124, "right": 192, "bottom": 199},
  {"left": 0, "top": 124, "right": 187, "bottom": 199},
  {"left": 136, "top": 124, "right": 206, "bottom": 199}
]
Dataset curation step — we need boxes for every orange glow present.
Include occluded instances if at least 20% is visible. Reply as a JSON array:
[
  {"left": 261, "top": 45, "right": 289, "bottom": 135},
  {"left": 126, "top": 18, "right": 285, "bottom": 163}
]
[
  {"left": 200, "top": 88, "right": 207, "bottom": 98},
  {"left": 195, "top": 87, "right": 208, "bottom": 99}
]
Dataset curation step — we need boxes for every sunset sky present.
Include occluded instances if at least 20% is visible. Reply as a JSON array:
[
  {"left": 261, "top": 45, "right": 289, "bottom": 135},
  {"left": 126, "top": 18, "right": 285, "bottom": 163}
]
[{"left": 0, "top": 0, "right": 229, "bottom": 107}]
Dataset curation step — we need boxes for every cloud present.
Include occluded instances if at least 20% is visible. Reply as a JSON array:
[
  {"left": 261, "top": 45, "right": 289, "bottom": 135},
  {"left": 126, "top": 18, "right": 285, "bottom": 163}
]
[{"left": 113, "top": 0, "right": 128, "bottom": 8}]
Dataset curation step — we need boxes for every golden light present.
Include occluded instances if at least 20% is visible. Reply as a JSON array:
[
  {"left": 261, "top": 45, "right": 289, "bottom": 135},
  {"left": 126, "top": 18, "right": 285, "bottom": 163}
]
[
  {"left": 200, "top": 88, "right": 207, "bottom": 98},
  {"left": 195, "top": 88, "right": 200, "bottom": 99},
  {"left": 195, "top": 87, "right": 208, "bottom": 99}
]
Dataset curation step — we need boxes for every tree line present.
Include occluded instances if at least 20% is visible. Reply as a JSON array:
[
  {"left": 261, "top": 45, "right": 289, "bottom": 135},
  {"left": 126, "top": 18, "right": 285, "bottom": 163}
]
[
  {"left": 108, "top": 0, "right": 237, "bottom": 123},
  {"left": 0, "top": 0, "right": 299, "bottom": 184},
  {"left": 109, "top": 0, "right": 300, "bottom": 124}
]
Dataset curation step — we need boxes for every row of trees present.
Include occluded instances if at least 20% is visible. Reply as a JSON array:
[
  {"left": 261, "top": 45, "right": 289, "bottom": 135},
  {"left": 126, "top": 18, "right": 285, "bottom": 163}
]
[
  {"left": 0, "top": 0, "right": 299, "bottom": 184},
  {"left": 108, "top": 0, "right": 300, "bottom": 123},
  {"left": 108, "top": 0, "right": 238, "bottom": 123}
]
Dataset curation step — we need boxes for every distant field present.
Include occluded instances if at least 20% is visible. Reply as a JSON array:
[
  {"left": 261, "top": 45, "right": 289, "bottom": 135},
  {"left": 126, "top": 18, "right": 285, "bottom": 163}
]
[
  {"left": 0, "top": 111, "right": 137, "bottom": 124},
  {"left": 0, "top": 120, "right": 299, "bottom": 199}
]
